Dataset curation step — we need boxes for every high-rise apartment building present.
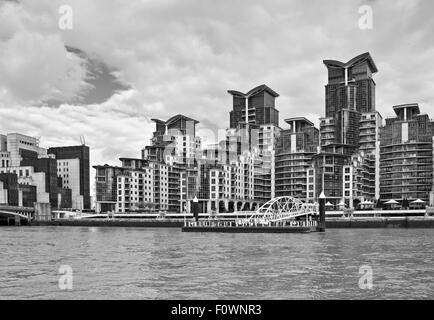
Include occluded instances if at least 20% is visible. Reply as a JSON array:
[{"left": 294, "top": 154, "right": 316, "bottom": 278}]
[
  {"left": 228, "top": 85, "right": 281, "bottom": 203},
  {"left": 314, "top": 53, "right": 382, "bottom": 207},
  {"left": 228, "top": 84, "right": 279, "bottom": 129},
  {"left": 143, "top": 114, "right": 201, "bottom": 166},
  {"left": 379, "top": 104, "right": 434, "bottom": 203},
  {"left": 321, "top": 52, "right": 378, "bottom": 152},
  {"left": 275, "top": 117, "right": 319, "bottom": 201},
  {"left": 94, "top": 102, "right": 271, "bottom": 214},
  {"left": 143, "top": 114, "right": 202, "bottom": 212}
]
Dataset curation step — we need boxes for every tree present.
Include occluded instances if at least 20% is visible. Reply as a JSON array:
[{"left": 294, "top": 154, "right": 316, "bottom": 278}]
[
  {"left": 402, "top": 198, "right": 409, "bottom": 210},
  {"left": 131, "top": 201, "right": 157, "bottom": 212}
]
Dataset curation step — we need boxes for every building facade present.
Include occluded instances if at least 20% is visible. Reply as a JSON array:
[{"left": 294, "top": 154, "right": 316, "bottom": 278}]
[
  {"left": 379, "top": 104, "right": 434, "bottom": 203},
  {"left": 48, "top": 145, "right": 91, "bottom": 210},
  {"left": 0, "top": 133, "right": 90, "bottom": 209},
  {"left": 275, "top": 117, "right": 319, "bottom": 201},
  {"left": 314, "top": 52, "right": 383, "bottom": 207},
  {"left": 228, "top": 84, "right": 279, "bottom": 129}
]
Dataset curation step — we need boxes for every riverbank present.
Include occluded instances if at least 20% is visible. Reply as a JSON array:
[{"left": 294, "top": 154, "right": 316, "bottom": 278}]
[
  {"left": 27, "top": 216, "right": 434, "bottom": 228},
  {"left": 30, "top": 218, "right": 184, "bottom": 228},
  {"left": 326, "top": 217, "right": 434, "bottom": 228}
]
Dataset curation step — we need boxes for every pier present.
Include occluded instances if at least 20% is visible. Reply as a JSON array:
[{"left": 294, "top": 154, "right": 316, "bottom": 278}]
[
  {"left": 182, "top": 196, "right": 326, "bottom": 233},
  {"left": 182, "top": 219, "right": 318, "bottom": 233}
]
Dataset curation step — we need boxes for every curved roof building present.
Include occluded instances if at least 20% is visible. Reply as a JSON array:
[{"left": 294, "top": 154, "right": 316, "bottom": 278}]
[
  {"left": 228, "top": 84, "right": 280, "bottom": 128},
  {"left": 323, "top": 52, "right": 378, "bottom": 74}
]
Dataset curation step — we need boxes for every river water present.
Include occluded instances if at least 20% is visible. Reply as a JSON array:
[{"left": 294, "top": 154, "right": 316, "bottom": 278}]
[{"left": 0, "top": 226, "right": 432, "bottom": 299}]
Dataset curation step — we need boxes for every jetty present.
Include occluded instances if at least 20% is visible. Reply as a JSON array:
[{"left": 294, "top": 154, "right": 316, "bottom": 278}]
[{"left": 182, "top": 195, "right": 326, "bottom": 233}]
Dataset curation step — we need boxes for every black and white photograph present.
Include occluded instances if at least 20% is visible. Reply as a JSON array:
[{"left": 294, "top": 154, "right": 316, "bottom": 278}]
[{"left": 0, "top": 0, "right": 433, "bottom": 308}]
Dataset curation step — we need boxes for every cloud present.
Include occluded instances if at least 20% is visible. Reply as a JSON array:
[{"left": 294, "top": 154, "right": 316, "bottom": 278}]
[
  {"left": 0, "top": 30, "right": 91, "bottom": 104},
  {"left": 1, "top": 0, "right": 434, "bottom": 200}
]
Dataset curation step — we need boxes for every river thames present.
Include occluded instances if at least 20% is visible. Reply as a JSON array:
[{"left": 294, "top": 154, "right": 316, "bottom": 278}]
[{"left": 0, "top": 227, "right": 432, "bottom": 299}]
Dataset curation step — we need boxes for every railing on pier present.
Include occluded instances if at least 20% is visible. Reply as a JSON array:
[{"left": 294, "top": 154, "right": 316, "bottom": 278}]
[
  {"left": 244, "top": 196, "right": 318, "bottom": 224},
  {"left": 184, "top": 219, "right": 318, "bottom": 228}
]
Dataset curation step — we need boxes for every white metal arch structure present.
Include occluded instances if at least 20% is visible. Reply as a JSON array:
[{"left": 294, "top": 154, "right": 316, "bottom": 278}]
[
  {"left": 239, "top": 196, "right": 318, "bottom": 225},
  {"left": 0, "top": 210, "right": 30, "bottom": 220}
]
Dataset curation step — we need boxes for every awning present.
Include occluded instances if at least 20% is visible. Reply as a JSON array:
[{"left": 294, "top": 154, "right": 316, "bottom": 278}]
[
  {"left": 411, "top": 199, "right": 425, "bottom": 204},
  {"left": 385, "top": 199, "right": 399, "bottom": 205}
]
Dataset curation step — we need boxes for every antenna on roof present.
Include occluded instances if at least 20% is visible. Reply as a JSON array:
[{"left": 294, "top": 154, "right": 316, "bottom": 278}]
[{"left": 79, "top": 136, "right": 86, "bottom": 146}]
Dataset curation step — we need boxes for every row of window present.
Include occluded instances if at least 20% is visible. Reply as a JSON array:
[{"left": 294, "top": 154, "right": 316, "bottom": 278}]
[{"left": 0, "top": 168, "right": 30, "bottom": 177}]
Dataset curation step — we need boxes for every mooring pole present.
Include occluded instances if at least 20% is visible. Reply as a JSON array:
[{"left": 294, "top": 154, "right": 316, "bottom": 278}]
[
  {"left": 319, "top": 192, "right": 326, "bottom": 232},
  {"left": 193, "top": 196, "right": 199, "bottom": 222}
]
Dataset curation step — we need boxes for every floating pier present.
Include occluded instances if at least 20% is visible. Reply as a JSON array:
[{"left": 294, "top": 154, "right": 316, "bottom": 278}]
[
  {"left": 182, "top": 219, "right": 319, "bottom": 233},
  {"left": 182, "top": 196, "right": 326, "bottom": 233}
]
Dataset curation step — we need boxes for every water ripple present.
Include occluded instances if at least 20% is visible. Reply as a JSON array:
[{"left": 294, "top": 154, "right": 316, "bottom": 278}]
[{"left": 0, "top": 227, "right": 433, "bottom": 299}]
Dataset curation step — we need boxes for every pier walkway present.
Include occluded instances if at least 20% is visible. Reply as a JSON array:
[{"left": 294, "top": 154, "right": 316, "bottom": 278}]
[{"left": 182, "top": 196, "right": 321, "bottom": 233}]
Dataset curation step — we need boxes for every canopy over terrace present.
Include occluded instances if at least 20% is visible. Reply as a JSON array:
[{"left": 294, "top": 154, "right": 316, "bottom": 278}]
[
  {"left": 384, "top": 199, "right": 399, "bottom": 205},
  {"left": 411, "top": 199, "right": 425, "bottom": 204}
]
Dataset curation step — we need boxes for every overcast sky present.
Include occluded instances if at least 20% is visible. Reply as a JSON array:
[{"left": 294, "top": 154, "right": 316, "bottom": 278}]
[{"left": 1, "top": 0, "right": 434, "bottom": 173}]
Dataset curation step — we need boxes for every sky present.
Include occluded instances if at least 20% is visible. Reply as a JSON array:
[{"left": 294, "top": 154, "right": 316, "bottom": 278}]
[{"left": 1, "top": 0, "right": 434, "bottom": 178}]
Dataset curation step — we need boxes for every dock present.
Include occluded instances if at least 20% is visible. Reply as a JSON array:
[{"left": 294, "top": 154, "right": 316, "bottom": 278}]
[
  {"left": 181, "top": 196, "right": 326, "bottom": 233},
  {"left": 182, "top": 219, "right": 320, "bottom": 233}
]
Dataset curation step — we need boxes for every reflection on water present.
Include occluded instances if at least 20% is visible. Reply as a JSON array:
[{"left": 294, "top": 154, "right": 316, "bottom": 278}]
[{"left": 0, "top": 227, "right": 433, "bottom": 299}]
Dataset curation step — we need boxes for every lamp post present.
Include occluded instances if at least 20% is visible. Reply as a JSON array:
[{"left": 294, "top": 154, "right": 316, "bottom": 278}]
[
  {"left": 193, "top": 196, "right": 199, "bottom": 222},
  {"left": 318, "top": 192, "right": 326, "bottom": 232}
]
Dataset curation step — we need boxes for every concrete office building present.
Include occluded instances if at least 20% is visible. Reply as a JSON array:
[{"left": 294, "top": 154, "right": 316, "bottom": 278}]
[
  {"left": 0, "top": 133, "right": 73, "bottom": 208},
  {"left": 20, "top": 157, "right": 71, "bottom": 208},
  {"left": 0, "top": 165, "right": 50, "bottom": 204},
  {"left": 0, "top": 173, "right": 37, "bottom": 207},
  {"left": 1, "top": 133, "right": 47, "bottom": 167},
  {"left": 48, "top": 145, "right": 91, "bottom": 210}
]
